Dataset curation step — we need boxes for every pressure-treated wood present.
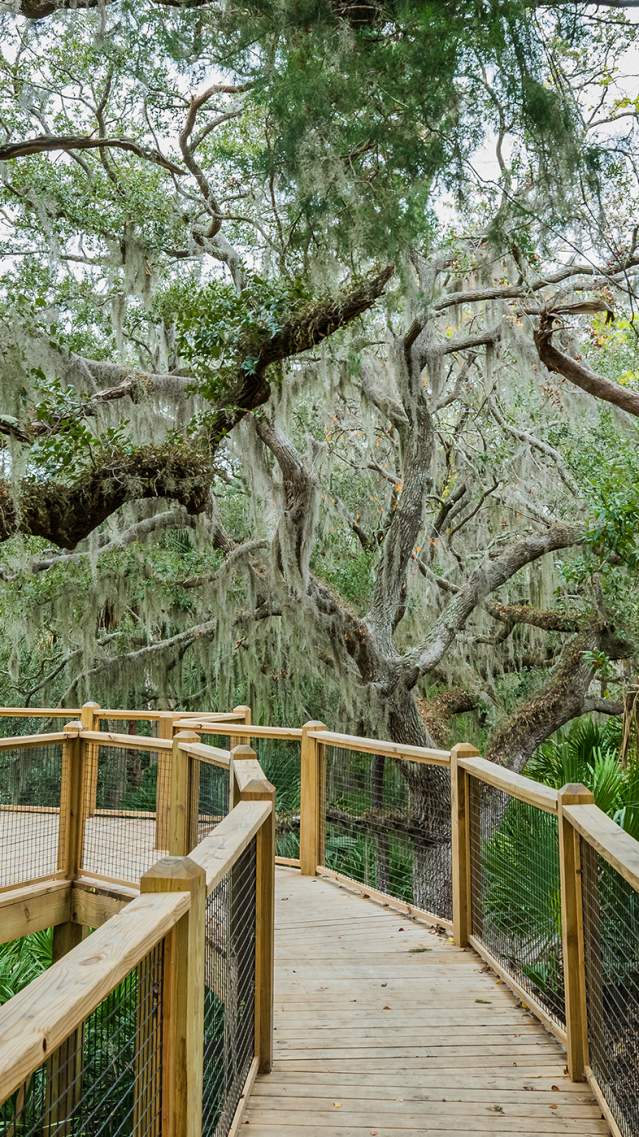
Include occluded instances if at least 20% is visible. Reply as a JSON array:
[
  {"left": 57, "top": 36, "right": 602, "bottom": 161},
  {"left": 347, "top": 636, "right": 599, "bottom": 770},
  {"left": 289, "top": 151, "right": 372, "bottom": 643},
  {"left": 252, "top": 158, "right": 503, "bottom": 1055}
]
[
  {"left": 80, "top": 701, "right": 100, "bottom": 816},
  {"left": 0, "top": 889, "right": 188, "bottom": 1103},
  {"left": 563, "top": 802, "right": 639, "bottom": 891},
  {"left": 0, "top": 879, "right": 71, "bottom": 943},
  {"left": 168, "top": 731, "right": 198, "bottom": 856},
  {"left": 236, "top": 753, "right": 276, "bottom": 1073},
  {"left": 309, "top": 729, "right": 451, "bottom": 765},
  {"left": 245, "top": 869, "right": 607, "bottom": 1137},
  {"left": 156, "top": 715, "right": 176, "bottom": 850},
  {"left": 141, "top": 857, "right": 206, "bottom": 1137},
  {"left": 559, "top": 784, "right": 594, "bottom": 1082},
  {"left": 300, "top": 721, "right": 326, "bottom": 876},
  {"left": 460, "top": 755, "right": 559, "bottom": 812},
  {"left": 57, "top": 722, "right": 85, "bottom": 878},
  {"left": 451, "top": 742, "right": 479, "bottom": 947}
]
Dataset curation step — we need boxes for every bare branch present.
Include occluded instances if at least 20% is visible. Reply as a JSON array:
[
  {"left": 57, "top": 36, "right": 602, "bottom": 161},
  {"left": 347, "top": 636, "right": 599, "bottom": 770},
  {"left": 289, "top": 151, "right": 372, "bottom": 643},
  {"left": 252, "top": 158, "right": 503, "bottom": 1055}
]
[{"left": 0, "top": 134, "right": 185, "bottom": 175}]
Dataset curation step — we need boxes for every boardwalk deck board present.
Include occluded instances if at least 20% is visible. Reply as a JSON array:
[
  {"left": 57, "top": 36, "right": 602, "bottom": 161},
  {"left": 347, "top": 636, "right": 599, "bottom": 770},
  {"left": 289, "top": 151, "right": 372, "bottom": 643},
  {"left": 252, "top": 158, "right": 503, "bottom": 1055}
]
[{"left": 245, "top": 869, "right": 608, "bottom": 1137}]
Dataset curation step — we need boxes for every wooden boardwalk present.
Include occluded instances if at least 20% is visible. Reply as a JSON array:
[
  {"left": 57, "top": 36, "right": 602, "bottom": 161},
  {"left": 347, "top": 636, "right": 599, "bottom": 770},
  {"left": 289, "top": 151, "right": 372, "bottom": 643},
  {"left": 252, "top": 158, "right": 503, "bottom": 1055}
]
[{"left": 244, "top": 869, "right": 608, "bottom": 1137}]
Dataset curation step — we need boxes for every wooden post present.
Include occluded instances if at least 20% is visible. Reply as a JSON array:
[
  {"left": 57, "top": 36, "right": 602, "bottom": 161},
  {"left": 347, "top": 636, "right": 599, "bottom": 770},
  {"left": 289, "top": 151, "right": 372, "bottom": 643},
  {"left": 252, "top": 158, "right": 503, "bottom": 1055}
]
[
  {"left": 230, "top": 700, "right": 251, "bottom": 745},
  {"left": 57, "top": 721, "right": 85, "bottom": 879},
  {"left": 230, "top": 743, "right": 257, "bottom": 808},
  {"left": 558, "top": 782, "right": 594, "bottom": 1082},
  {"left": 450, "top": 743, "right": 480, "bottom": 948},
  {"left": 300, "top": 721, "right": 327, "bottom": 876},
  {"left": 156, "top": 714, "right": 176, "bottom": 851},
  {"left": 80, "top": 701, "right": 100, "bottom": 817},
  {"left": 168, "top": 731, "right": 198, "bottom": 857},
  {"left": 49, "top": 720, "right": 86, "bottom": 1133},
  {"left": 141, "top": 856, "right": 206, "bottom": 1137},
  {"left": 236, "top": 756, "right": 276, "bottom": 1075}
]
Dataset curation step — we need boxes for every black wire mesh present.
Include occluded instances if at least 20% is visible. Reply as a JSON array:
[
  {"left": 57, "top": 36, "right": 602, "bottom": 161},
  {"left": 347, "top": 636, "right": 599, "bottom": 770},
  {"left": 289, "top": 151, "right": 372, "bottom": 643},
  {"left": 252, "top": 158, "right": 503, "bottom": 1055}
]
[
  {"left": 468, "top": 777, "right": 565, "bottom": 1027},
  {"left": 191, "top": 759, "right": 230, "bottom": 849},
  {"left": 581, "top": 840, "right": 639, "bottom": 1137},
  {"left": 321, "top": 745, "right": 453, "bottom": 921},
  {"left": 253, "top": 740, "right": 299, "bottom": 860},
  {"left": 203, "top": 839, "right": 256, "bottom": 1137},
  {"left": 0, "top": 743, "right": 63, "bottom": 888},
  {"left": 81, "top": 744, "right": 170, "bottom": 883},
  {"left": 0, "top": 942, "right": 164, "bottom": 1137}
]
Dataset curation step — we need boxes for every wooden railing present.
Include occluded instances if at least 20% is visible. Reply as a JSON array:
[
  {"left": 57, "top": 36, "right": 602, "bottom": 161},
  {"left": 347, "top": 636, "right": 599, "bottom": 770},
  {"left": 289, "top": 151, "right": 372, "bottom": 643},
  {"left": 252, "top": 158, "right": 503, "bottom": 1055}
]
[
  {"left": 0, "top": 705, "right": 638, "bottom": 1137},
  {"left": 0, "top": 709, "right": 274, "bottom": 1137}
]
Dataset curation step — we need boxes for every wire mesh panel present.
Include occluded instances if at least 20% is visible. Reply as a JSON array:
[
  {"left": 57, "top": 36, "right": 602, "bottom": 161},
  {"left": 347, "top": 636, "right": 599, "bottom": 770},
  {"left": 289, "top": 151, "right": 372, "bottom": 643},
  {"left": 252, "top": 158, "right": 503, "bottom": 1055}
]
[
  {"left": 581, "top": 840, "right": 639, "bottom": 1137},
  {"left": 203, "top": 840, "right": 256, "bottom": 1137},
  {"left": 468, "top": 776, "right": 565, "bottom": 1027},
  {"left": 321, "top": 745, "right": 453, "bottom": 921},
  {"left": 0, "top": 742, "right": 63, "bottom": 888},
  {"left": 254, "top": 739, "right": 300, "bottom": 860},
  {"left": 81, "top": 744, "right": 170, "bottom": 883},
  {"left": 0, "top": 942, "right": 164, "bottom": 1137},
  {"left": 192, "top": 759, "right": 230, "bottom": 848}
]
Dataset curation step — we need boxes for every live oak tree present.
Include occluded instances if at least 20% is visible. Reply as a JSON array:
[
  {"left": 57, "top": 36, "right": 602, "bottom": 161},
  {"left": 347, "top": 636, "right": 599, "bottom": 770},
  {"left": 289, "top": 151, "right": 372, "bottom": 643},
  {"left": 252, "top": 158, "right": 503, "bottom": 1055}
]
[{"left": 1, "top": 0, "right": 639, "bottom": 888}]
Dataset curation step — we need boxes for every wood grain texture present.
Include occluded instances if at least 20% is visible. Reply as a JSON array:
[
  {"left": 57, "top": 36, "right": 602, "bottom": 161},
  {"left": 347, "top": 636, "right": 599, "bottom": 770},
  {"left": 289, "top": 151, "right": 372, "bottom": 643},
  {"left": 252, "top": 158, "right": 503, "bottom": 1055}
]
[{"left": 245, "top": 869, "right": 608, "bottom": 1137}]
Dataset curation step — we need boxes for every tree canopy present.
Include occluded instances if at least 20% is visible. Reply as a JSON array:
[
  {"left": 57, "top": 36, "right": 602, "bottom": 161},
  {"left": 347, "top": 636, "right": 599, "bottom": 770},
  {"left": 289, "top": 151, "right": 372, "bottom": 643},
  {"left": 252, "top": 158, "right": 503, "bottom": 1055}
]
[{"left": 0, "top": 0, "right": 638, "bottom": 777}]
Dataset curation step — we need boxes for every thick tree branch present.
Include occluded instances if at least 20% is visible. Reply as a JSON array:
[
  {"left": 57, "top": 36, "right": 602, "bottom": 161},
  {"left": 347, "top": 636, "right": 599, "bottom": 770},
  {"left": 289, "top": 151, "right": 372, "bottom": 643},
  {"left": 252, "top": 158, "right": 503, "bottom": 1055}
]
[
  {"left": 535, "top": 309, "right": 639, "bottom": 418},
  {"left": 408, "top": 522, "right": 585, "bottom": 676},
  {"left": 0, "top": 134, "right": 184, "bottom": 175}
]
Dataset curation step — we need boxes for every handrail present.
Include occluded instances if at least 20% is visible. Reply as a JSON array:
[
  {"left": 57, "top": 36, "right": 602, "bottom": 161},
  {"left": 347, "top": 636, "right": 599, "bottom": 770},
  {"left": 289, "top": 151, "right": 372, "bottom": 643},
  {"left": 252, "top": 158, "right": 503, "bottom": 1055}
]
[
  {"left": 564, "top": 801, "right": 639, "bottom": 892},
  {"left": 309, "top": 728, "right": 451, "bottom": 765},
  {"left": 460, "top": 754, "right": 559, "bottom": 812},
  {"left": 189, "top": 799, "right": 272, "bottom": 893},
  {"left": 0, "top": 888, "right": 189, "bottom": 1103},
  {"left": 79, "top": 729, "right": 172, "bottom": 751},
  {"left": 180, "top": 740, "right": 231, "bottom": 767},
  {"left": 0, "top": 707, "right": 81, "bottom": 717},
  {"left": 175, "top": 721, "right": 303, "bottom": 739},
  {"left": 0, "top": 731, "right": 66, "bottom": 748}
]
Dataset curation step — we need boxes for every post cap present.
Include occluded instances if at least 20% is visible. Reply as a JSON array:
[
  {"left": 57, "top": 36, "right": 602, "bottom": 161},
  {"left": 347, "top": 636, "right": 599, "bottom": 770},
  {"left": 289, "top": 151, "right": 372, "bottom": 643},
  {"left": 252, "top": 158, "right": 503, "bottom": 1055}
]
[
  {"left": 558, "top": 782, "right": 594, "bottom": 806},
  {"left": 231, "top": 743, "right": 257, "bottom": 760},
  {"left": 141, "top": 855, "right": 206, "bottom": 892}
]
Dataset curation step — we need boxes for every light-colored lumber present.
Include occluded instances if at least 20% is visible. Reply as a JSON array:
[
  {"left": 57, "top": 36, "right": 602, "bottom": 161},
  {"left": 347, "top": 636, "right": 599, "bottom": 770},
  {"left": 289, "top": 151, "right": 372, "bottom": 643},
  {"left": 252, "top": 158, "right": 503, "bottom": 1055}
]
[
  {"left": 563, "top": 801, "right": 639, "bottom": 892},
  {"left": 80, "top": 729, "right": 172, "bottom": 751},
  {"left": 57, "top": 721, "right": 85, "bottom": 878},
  {"left": 236, "top": 759, "right": 276, "bottom": 1073},
  {"left": 0, "top": 879, "right": 71, "bottom": 943},
  {"left": 180, "top": 740, "right": 231, "bottom": 767},
  {"left": 228, "top": 1057, "right": 259, "bottom": 1137},
  {"left": 0, "top": 888, "right": 188, "bottom": 1102},
  {"left": 315, "top": 866, "right": 452, "bottom": 930},
  {"left": 309, "top": 730, "right": 451, "bottom": 766},
  {"left": 451, "top": 742, "right": 479, "bottom": 946},
  {"left": 174, "top": 722, "right": 303, "bottom": 740},
  {"left": 467, "top": 934, "right": 568, "bottom": 1045},
  {"left": 585, "top": 1067, "right": 623, "bottom": 1137},
  {"left": 188, "top": 800, "right": 272, "bottom": 893},
  {"left": 0, "top": 707, "right": 79, "bottom": 718},
  {"left": 558, "top": 784, "right": 593, "bottom": 1082},
  {"left": 80, "top": 701, "right": 100, "bottom": 816},
  {"left": 141, "top": 856, "right": 206, "bottom": 1137},
  {"left": 245, "top": 869, "right": 601, "bottom": 1137},
  {"left": 300, "top": 721, "right": 326, "bottom": 876},
  {"left": 0, "top": 732, "right": 66, "bottom": 748},
  {"left": 71, "top": 881, "right": 129, "bottom": 926},
  {"left": 459, "top": 755, "right": 559, "bottom": 812},
  {"left": 168, "top": 731, "right": 198, "bottom": 856}
]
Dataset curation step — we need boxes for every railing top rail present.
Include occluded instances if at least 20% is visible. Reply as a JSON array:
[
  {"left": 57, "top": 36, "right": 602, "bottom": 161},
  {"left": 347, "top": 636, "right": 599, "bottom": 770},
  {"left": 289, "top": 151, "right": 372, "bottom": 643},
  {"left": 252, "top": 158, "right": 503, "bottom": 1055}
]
[
  {"left": 0, "top": 708, "right": 81, "bottom": 717},
  {"left": 309, "top": 729, "right": 451, "bottom": 766},
  {"left": 460, "top": 755, "right": 559, "bottom": 813},
  {"left": 80, "top": 729, "right": 172, "bottom": 752},
  {"left": 179, "top": 740, "right": 231, "bottom": 767},
  {"left": 0, "top": 732, "right": 66, "bottom": 749},
  {"left": 0, "top": 889, "right": 188, "bottom": 1105},
  {"left": 97, "top": 709, "right": 245, "bottom": 722},
  {"left": 174, "top": 721, "right": 303, "bottom": 740},
  {"left": 188, "top": 799, "right": 272, "bottom": 893},
  {"left": 563, "top": 802, "right": 639, "bottom": 893}
]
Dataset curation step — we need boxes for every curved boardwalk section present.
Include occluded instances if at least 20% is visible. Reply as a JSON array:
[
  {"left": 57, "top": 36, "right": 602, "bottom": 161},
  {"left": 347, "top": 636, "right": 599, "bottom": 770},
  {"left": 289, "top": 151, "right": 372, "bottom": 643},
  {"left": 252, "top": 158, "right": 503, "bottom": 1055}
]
[{"left": 245, "top": 869, "right": 608, "bottom": 1137}]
